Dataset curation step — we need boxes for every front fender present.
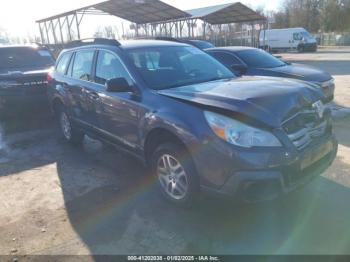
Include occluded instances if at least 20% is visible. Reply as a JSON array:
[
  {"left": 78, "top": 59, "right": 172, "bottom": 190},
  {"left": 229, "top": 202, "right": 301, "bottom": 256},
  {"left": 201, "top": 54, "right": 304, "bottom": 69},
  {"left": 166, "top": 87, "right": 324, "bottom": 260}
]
[{"left": 140, "top": 108, "right": 199, "bottom": 151}]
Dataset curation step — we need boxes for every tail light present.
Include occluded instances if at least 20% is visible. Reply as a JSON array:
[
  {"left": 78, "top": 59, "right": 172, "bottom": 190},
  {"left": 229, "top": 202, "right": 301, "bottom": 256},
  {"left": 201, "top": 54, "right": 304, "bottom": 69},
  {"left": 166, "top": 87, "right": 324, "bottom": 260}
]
[{"left": 46, "top": 72, "right": 53, "bottom": 82}]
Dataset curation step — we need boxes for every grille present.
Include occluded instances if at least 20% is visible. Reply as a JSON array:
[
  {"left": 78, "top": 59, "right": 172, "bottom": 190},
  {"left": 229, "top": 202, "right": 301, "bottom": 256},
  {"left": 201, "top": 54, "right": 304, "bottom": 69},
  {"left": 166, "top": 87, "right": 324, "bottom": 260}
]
[{"left": 283, "top": 110, "right": 330, "bottom": 151}]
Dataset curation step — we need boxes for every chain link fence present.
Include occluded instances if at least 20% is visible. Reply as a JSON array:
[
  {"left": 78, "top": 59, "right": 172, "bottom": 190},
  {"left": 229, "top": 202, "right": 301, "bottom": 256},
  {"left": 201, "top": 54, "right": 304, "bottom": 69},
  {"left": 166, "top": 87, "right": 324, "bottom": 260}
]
[{"left": 314, "top": 32, "right": 350, "bottom": 46}]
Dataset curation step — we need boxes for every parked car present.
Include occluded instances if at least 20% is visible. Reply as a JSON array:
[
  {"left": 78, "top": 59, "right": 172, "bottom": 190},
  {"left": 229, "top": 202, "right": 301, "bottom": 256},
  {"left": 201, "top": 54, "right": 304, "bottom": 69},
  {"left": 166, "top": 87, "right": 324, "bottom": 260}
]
[
  {"left": 0, "top": 44, "right": 55, "bottom": 118},
  {"left": 48, "top": 38, "right": 338, "bottom": 206},
  {"left": 206, "top": 47, "right": 335, "bottom": 102},
  {"left": 259, "top": 27, "right": 317, "bottom": 52},
  {"left": 182, "top": 39, "right": 215, "bottom": 50}
]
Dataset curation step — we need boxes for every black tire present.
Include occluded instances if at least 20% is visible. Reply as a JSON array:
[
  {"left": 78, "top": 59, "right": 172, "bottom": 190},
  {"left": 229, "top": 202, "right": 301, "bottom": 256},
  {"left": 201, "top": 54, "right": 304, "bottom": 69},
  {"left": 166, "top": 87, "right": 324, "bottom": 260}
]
[
  {"left": 57, "top": 107, "right": 84, "bottom": 145},
  {"left": 297, "top": 45, "right": 304, "bottom": 53},
  {"left": 151, "top": 142, "right": 199, "bottom": 207}
]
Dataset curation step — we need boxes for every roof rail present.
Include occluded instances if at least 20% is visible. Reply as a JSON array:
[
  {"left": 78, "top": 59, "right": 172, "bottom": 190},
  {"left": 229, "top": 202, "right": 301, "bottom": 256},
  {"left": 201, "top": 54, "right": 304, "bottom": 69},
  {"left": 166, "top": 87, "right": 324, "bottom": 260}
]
[{"left": 65, "top": 38, "right": 121, "bottom": 48}]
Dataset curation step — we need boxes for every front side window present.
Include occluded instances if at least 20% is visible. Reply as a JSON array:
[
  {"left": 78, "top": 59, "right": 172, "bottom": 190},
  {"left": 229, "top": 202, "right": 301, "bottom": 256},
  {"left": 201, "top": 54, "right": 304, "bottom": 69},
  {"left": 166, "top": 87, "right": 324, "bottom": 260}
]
[
  {"left": 95, "top": 51, "right": 133, "bottom": 85},
  {"left": 127, "top": 46, "right": 234, "bottom": 90},
  {"left": 71, "top": 50, "right": 94, "bottom": 81},
  {"left": 293, "top": 33, "right": 303, "bottom": 41},
  {"left": 236, "top": 49, "right": 286, "bottom": 68}
]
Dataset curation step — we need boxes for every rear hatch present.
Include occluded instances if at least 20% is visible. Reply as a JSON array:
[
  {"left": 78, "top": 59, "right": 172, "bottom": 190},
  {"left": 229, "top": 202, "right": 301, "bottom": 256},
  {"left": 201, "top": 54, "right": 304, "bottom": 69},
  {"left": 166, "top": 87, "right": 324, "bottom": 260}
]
[
  {"left": 0, "top": 70, "right": 50, "bottom": 96},
  {"left": 0, "top": 46, "right": 54, "bottom": 96}
]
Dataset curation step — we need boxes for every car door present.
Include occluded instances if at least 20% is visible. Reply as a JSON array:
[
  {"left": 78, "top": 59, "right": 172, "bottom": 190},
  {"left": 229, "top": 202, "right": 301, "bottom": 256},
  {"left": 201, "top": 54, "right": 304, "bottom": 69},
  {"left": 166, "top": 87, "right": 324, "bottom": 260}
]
[
  {"left": 91, "top": 49, "right": 141, "bottom": 152},
  {"left": 292, "top": 32, "right": 302, "bottom": 49},
  {"left": 67, "top": 49, "right": 97, "bottom": 129}
]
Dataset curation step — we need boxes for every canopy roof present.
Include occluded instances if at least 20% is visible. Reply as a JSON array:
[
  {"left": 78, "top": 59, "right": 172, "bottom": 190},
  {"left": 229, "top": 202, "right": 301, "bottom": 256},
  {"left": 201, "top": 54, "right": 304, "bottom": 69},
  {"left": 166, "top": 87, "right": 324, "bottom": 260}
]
[
  {"left": 94, "top": 0, "right": 190, "bottom": 24},
  {"left": 37, "top": 0, "right": 265, "bottom": 24},
  {"left": 37, "top": 0, "right": 190, "bottom": 24},
  {"left": 186, "top": 2, "right": 265, "bottom": 24}
]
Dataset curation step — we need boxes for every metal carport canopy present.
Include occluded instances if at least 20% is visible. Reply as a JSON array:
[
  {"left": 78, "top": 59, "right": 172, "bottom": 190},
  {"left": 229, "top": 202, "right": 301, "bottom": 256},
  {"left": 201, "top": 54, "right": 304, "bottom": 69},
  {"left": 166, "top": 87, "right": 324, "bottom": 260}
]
[
  {"left": 37, "top": 0, "right": 191, "bottom": 24},
  {"left": 186, "top": 2, "right": 266, "bottom": 24}
]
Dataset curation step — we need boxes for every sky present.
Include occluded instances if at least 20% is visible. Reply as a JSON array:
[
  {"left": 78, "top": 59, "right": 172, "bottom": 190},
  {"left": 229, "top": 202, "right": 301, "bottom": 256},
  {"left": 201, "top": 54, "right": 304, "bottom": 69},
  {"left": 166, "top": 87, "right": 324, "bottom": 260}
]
[{"left": 0, "top": 0, "right": 282, "bottom": 39}]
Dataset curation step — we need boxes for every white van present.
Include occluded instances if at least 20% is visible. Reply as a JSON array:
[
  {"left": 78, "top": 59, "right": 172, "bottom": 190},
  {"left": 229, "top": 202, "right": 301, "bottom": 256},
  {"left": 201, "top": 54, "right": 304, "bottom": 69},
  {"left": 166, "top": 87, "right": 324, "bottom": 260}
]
[{"left": 259, "top": 28, "right": 317, "bottom": 52}]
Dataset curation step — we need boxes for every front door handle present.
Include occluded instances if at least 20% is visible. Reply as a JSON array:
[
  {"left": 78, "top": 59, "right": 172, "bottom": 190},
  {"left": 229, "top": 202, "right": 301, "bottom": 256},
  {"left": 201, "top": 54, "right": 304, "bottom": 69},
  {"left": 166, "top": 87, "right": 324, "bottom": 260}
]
[{"left": 85, "top": 90, "right": 100, "bottom": 100}]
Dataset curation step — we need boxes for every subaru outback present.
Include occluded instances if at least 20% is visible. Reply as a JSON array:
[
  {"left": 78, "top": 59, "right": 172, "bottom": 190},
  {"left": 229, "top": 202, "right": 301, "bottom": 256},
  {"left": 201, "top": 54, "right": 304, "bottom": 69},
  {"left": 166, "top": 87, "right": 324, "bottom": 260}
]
[{"left": 48, "top": 38, "right": 338, "bottom": 206}]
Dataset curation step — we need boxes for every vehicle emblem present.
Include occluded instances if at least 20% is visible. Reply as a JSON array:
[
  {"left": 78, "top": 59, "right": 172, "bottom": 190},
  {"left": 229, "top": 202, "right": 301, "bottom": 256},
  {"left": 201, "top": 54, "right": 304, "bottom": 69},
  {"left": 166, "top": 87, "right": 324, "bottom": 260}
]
[{"left": 312, "top": 100, "right": 325, "bottom": 119}]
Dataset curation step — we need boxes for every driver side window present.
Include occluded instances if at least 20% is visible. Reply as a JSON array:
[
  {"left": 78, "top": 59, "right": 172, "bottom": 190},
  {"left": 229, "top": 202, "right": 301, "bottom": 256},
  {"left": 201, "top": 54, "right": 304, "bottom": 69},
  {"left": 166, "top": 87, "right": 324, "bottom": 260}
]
[
  {"left": 95, "top": 51, "right": 133, "bottom": 86},
  {"left": 293, "top": 33, "right": 302, "bottom": 41}
]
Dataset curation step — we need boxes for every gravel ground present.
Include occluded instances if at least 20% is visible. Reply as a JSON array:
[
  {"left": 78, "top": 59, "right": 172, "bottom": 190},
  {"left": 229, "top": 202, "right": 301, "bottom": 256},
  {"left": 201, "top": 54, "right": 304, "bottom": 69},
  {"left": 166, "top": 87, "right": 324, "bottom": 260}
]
[{"left": 0, "top": 47, "right": 349, "bottom": 257}]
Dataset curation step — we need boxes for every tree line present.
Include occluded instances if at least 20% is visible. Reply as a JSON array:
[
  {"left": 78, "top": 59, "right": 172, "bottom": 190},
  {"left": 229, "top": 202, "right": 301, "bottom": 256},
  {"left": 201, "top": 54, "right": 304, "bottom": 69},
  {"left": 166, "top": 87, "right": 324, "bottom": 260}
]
[{"left": 270, "top": 0, "right": 350, "bottom": 32}]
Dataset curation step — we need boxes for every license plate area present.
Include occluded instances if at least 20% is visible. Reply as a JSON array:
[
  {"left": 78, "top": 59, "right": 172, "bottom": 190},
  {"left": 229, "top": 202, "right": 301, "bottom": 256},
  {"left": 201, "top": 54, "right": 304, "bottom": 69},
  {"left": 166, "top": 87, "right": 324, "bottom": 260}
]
[{"left": 300, "top": 140, "right": 333, "bottom": 171}]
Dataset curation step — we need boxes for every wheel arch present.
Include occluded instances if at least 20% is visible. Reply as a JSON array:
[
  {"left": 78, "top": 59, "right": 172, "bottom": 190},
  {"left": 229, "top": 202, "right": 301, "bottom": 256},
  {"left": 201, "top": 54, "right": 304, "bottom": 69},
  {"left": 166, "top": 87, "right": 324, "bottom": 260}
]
[
  {"left": 143, "top": 127, "right": 190, "bottom": 166},
  {"left": 51, "top": 96, "right": 65, "bottom": 115}
]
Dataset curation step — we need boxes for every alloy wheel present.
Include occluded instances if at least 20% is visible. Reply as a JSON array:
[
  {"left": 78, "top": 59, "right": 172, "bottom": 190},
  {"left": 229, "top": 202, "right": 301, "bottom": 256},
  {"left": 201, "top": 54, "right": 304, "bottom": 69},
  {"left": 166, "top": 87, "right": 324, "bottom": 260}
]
[
  {"left": 157, "top": 154, "right": 189, "bottom": 200},
  {"left": 60, "top": 112, "right": 72, "bottom": 140}
]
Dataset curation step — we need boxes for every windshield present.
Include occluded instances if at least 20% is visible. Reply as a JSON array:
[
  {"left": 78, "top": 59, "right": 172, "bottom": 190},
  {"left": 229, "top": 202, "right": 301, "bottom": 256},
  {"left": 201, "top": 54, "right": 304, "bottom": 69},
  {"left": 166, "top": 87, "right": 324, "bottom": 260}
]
[
  {"left": 127, "top": 46, "right": 234, "bottom": 90},
  {"left": 0, "top": 47, "right": 55, "bottom": 70},
  {"left": 236, "top": 49, "right": 286, "bottom": 68},
  {"left": 301, "top": 31, "right": 313, "bottom": 39}
]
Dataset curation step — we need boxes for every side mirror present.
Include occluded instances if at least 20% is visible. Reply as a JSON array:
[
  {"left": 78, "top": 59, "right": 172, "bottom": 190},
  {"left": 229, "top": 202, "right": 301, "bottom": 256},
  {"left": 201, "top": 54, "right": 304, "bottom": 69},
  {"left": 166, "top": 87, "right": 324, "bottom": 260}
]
[
  {"left": 106, "top": 77, "right": 131, "bottom": 92},
  {"left": 231, "top": 64, "right": 247, "bottom": 75}
]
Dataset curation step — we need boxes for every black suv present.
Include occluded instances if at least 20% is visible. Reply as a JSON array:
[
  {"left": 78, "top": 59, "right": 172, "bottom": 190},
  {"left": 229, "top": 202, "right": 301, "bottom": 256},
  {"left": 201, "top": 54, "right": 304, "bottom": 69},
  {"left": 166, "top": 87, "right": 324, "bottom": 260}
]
[
  {"left": 48, "top": 39, "right": 338, "bottom": 206},
  {"left": 0, "top": 44, "right": 55, "bottom": 117}
]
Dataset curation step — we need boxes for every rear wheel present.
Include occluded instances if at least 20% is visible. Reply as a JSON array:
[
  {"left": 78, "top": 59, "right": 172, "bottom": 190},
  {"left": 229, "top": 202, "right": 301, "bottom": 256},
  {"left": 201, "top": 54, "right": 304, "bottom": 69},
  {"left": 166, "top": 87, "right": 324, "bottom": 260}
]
[
  {"left": 58, "top": 107, "right": 84, "bottom": 145},
  {"left": 151, "top": 142, "right": 199, "bottom": 207}
]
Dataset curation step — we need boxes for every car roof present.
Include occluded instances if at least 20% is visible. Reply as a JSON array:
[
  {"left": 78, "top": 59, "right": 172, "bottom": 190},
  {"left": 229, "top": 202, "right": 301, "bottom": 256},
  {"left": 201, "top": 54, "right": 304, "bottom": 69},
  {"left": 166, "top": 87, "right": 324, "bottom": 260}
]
[
  {"left": 206, "top": 46, "right": 257, "bottom": 52},
  {"left": 62, "top": 40, "right": 190, "bottom": 53},
  {"left": 119, "top": 40, "right": 190, "bottom": 49},
  {"left": 187, "top": 40, "right": 209, "bottom": 43}
]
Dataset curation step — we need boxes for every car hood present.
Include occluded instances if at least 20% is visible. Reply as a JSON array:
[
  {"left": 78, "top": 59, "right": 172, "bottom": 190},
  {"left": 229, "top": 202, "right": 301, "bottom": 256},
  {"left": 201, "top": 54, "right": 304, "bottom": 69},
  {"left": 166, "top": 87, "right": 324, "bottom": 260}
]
[
  {"left": 158, "top": 76, "right": 324, "bottom": 128},
  {"left": 257, "top": 64, "right": 332, "bottom": 83}
]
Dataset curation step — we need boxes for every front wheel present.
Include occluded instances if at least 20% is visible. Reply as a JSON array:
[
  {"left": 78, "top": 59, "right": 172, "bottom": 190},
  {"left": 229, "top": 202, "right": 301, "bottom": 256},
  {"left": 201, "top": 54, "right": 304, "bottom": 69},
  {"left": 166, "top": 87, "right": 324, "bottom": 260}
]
[
  {"left": 297, "top": 45, "right": 304, "bottom": 53},
  {"left": 58, "top": 108, "right": 84, "bottom": 145},
  {"left": 151, "top": 142, "right": 199, "bottom": 207}
]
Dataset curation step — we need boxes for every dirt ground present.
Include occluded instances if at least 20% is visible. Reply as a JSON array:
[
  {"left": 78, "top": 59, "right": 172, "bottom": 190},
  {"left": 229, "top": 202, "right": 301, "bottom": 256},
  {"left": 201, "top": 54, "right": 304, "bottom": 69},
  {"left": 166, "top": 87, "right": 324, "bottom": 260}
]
[{"left": 0, "top": 47, "right": 350, "bottom": 256}]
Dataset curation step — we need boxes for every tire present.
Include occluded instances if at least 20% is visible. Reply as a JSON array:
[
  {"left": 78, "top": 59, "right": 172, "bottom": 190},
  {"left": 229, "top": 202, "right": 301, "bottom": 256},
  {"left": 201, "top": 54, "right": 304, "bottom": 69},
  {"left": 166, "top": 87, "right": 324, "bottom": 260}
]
[
  {"left": 57, "top": 107, "right": 84, "bottom": 145},
  {"left": 297, "top": 45, "right": 304, "bottom": 53},
  {"left": 151, "top": 142, "right": 199, "bottom": 207}
]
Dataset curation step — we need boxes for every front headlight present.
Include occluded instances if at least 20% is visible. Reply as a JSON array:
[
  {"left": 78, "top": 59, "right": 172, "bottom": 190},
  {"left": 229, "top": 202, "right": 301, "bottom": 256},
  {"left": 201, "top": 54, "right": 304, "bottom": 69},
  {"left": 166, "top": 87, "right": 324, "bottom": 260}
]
[{"left": 204, "top": 111, "right": 282, "bottom": 148}]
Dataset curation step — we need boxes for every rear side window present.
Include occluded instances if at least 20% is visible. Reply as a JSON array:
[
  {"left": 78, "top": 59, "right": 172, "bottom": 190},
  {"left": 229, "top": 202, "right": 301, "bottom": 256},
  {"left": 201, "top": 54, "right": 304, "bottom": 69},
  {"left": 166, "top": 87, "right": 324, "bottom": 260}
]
[
  {"left": 95, "top": 51, "right": 133, "bottom": 85},
  {"left": 72, "top": 50, "right": 95, "bottom": 81},
  {"left": 210, "top": 52, "right": 242, "bottom": 67},
  {"left": 56, "top": 53, "right": 71, "bottom": 75},
  {"left": 0, "top": 47, "right": 54, "bottom": 70}
]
